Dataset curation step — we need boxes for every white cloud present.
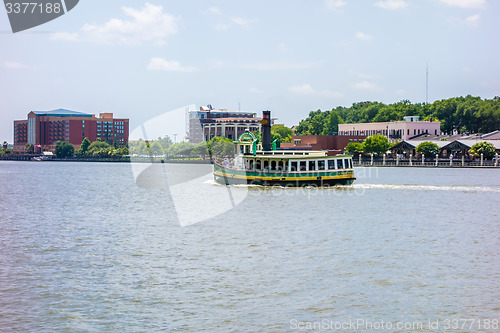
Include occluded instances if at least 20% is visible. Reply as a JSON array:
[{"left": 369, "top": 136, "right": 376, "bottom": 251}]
[
  {"left": 452, "top": 13, "right": 481, "bottom": 26},
  {"left": 325, "top": 0, "right": 346, "bottom": 11},
  {"left": 356, "top": 32, "right": 373, "bottom": 41},
  {"left": 230, "top": 17, "right": 254, "bottom": 29},
  {"left": 289, "top": 84, "right": 344, "bottom": 99},
  {"left": 51, "top": 3, "right": 178, "bottom": 45},
  {"left": 353, "top": 81, "right": 382, "bottom": 91},
  {"left": 147, "top": 58, "right": 196, "bottom": 72},
  {"left": 249, "top": 87, "right": 263, "bottom": 94},
  {"left": 243, "top": 61, "right": 317, "bottom": 71},
  {"left": 278, "top": 43, "right": 288, "bottom": 52},
  {"left": 207, "top": 7, "right": 221, "bottom": 15},
  {"left": 464, "top": 14, "right": 480, "bottom": 26},
  {"left": 214, "top": 23, "right": 230, "bottom": 31},
  {"left": 358, "top": 73, "right": 376, "bottom": 79},
  {"left": 213, "top": 60, "right": 318, "bottom": 71},
  {"left": 374, "top": 0, "right": 409, "bottom": 10},
  {"left": 438, "top": 0, "right": 486, "bottom": 8},
  {"left": 50, "top": 32, "right": 78, "bottom": 41},
  {"left": 4, "top": 61, "right": 24, "bottom": 69}
]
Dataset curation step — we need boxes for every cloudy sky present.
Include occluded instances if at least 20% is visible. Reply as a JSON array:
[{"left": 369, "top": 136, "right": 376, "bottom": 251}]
[{"left": 1, "top": 0, "right": 498, "bottom": 141}]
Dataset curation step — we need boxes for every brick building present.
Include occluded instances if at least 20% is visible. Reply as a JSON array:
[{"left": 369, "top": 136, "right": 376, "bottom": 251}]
[
  {"left": 13, "top": 109, "right": 129, "bottom": 152},
  {"left": 280, "top": 135, "right": 367, "bottom": 155}
]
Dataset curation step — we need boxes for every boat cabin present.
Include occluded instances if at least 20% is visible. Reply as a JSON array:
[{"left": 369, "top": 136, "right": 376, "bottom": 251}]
[{"left": 234, "top": 131, "right": 353, "bottom": 173}]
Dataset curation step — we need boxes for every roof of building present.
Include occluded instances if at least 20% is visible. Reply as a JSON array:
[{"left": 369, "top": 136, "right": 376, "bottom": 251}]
[
  {"left": 391, "top": 139, "right": 500, "bottom": 151},
  {"left": 482, "top": 130, "right": 500, "bottom": 140},
  {"left": 213, "top": 117, "right": 262, "bottom": 123},
  {"left": 32, "top": 108, "right": 93, "bottom": 117}
]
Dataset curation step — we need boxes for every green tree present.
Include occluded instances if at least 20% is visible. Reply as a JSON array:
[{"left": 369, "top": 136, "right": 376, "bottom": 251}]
[
  {"left": 25, "top": 143, "right": 34, "bottom": 154},
  {"left": 76, "top": 137, "right": 91, "bottom": 156},
  {"left": 295, "top": 110, "right": 328, "bottom": 135},
  {"left": 208, "top": 137, "right": 234, "bottom": 156},
  {"left": 157, "top": 135, "right": 173, "bottom": 151},
  {"left": 88, "top": 141, "right": 110, "bottom": 157},
  {"left": 150, "top": 141, "right": 164, "bottom": 156},
  {"left": 416, "top": 141, "right": 440, "bottom": 157},
  {"left": 324, "top": 110, "right": 344, "bottom": 135},
  {"left": 362, "top": 135, "right": 391, "bottom": 154},
  {"left": 55, "top": 141, "right": 75, "bottom": 158},
  {"left": 469, "top": 141, "right": 496, "bottom": 159},
  {"left": 345, "top": 142, "right": 364, "bottom": 155},
  {"left": 271, "top": 124, "right": 293, "bottom": 143},
  {"left": 81, "top": 137, "right": 91, "bottom": 152},
  {"left": 167, "top": 141, "right": 195, "bottom": 157},
  {"left": 116, "top": 147, "right": 129, "bottom": 156},
  {"left": 372, "top": 106, "right": 399, "bottom": 122},
  {"left": 192, "top": 141, "right": 209, "bottom": 157}
]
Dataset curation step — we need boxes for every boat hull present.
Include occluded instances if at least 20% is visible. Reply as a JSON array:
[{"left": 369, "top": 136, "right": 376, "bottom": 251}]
[{"left": 213, "top": 163, "right": 355, "bottom": 187}]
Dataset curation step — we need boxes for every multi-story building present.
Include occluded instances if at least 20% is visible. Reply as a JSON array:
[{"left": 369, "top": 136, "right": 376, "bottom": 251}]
[
  {"left": 204, "top": 117, "right": 263, "bottom": 141},
  {"left": 188, "top": 105, "right": 263, "bottom": 143},
  {"left": 13, "top": 109, "right": 129, "bottom": 152},
  {"left": 338, "top": 116, "right": 441, "bottom": 141}
]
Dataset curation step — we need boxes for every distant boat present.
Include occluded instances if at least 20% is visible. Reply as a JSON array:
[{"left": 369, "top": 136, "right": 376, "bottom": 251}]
[{"left": 213, "top": 111, "right": 355, "bottom": 186}]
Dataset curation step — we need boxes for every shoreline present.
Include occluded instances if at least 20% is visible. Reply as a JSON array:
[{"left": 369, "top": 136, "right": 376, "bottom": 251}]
[{"left": 0, "top": 156, "right": 498, "bottom": 168}]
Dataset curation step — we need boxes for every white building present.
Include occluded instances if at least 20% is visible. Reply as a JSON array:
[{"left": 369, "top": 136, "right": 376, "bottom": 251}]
[{"left": 338, "top": 116, "right": 441, "bottom": 141}]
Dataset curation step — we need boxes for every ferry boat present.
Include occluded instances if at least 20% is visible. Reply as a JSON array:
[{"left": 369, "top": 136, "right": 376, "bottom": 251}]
[{"left": 213, "top": 111, "right": 355, "bottom": 186}]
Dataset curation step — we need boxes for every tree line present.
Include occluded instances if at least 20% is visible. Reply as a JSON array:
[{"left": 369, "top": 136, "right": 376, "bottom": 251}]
[
  {"left": 54, "top": 138, "right": 129, "bottom": 158},
  {"left": 295, "top": 95, "right": 500, "bottom": 135},
  {"left": 128, "top": 136, "right": 235, "bottom": 158}
]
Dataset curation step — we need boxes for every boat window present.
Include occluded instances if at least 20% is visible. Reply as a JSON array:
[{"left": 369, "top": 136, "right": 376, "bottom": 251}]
[
  {"left": 290, "top": 161, "right": 298, "bottom": 171},
  {"left": 308, "top": 160, "right": 316, "bottom": 171},
  {"left": 338, "top": 159, "right": 344, "bottom": 169},
  {"left": 271, "top": 160, "right": 277, "bottom": 171},
  {"left": 328, "top": 159, "right": 336, "bottom": 169},
  {"left": 300, "top": 161, "right": 307, "bottom": 171},
  {"left": 248, "top": 159, "right": 254, "bottom": 170},
  {"left": 263, "top": 160, "right": 269, "bottom": 171},
  {"left": 344, "top": 159, "right": 349, "bottom": 169},
  {"left": 318, "top": 160, "right": 325, "bottom": 170},
  {"left": 256, "top": 160, "right": 261, "bottom": 170},
  {"left": 278, "top": 161, "right": 283, "bottom": 171},
  {"left": 240, "top": 146, "right": 244, "bottom": 154}
]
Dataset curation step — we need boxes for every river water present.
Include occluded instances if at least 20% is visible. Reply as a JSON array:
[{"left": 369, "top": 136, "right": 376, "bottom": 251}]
[{"left": 0, "top": 161, "right": 499, "bottom": 332}]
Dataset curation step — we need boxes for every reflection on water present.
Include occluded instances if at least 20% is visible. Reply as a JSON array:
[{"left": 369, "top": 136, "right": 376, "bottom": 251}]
[{"left": 0, "top": 162, "right": 499, "bottom": 332}]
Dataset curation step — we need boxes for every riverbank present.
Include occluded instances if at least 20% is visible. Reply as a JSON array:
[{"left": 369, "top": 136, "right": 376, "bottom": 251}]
[{"left": 0, "top": 154, "right": 212, "bottom": 164}]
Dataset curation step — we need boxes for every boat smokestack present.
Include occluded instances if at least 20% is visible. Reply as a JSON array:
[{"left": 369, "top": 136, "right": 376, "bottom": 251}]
[{"left": 262, "top": 110, "right": 272, "bottom": 151}]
